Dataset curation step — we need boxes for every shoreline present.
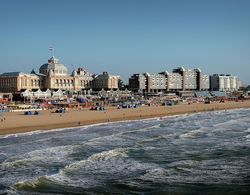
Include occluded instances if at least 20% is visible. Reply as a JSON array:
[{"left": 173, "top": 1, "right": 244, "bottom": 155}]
[{"left": 1, "top": 100, "right": 250, "bottom": 136}]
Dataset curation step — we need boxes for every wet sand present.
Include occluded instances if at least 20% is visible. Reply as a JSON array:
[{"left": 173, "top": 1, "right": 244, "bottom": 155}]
[{"left": 0, "top": 100, "right": 250, "bottom": 135}]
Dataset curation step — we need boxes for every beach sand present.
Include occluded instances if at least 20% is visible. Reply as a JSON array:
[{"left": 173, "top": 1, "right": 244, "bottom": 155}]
[{"left": 1, "top": 100, "right": 250, "bottom": 135}]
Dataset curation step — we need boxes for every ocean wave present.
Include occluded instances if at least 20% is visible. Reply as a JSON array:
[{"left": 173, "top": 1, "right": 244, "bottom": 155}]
[
  {"left": 1, "top": 108, "right": 250, "bottom": 194},
  {"left": 1, "top": 144, "right": 80, "bottom": 170},
  {"left": 179, "top": 128, "right": 208, "bottom": 139},
  {"left": 61, "top": 147, "right": 130, "bottom": 175},
  {"left": 14, "top": 175, "right": 97, "bottom": 194}
]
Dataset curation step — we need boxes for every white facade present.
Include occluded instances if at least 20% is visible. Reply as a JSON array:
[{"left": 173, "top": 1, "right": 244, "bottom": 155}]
[
  {"left": 201, "top": 74, "right": 210, "bottom": 90},
  {"left": 183, "top": 69, "right": 198, "bottom": 90},
  {"left": 167, "top": 72, "right": 183, "bottom": 90},
  {"left": 210, "top": 74, "right": 238, "bottom": 91},
  {"left": 147, "top": 73, "right": 166, "bottom": 90},
  {"left": 92, "top": 72, "right": 120, "bottom": 90}
]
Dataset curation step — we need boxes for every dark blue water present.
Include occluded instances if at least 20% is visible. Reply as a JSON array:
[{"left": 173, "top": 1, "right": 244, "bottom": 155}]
[{"left": 0, "top": 109, "right": 250, "bottom": 194}]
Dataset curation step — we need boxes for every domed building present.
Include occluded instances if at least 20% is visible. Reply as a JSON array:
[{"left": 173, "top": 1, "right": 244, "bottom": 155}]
[
  {"left": 0, "top": 54, "right": 120, "bottom": 96},
  {"left": 39, "top": 56, "right": 94, "bottom": 91},
  {"left": 39, "top": 56, "right": 68, "bottom": 76}
]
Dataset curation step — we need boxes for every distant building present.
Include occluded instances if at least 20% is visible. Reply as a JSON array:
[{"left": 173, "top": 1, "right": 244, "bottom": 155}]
[
  {"left": 71, "top": 68, "right": 93, "bottom": 91},
  {"left": 128, "top": 74, "right": 146, "bottom": 92},
  {"left": 0, "top": 72, "right": 42, "bottom": 93},
  {"left": 161, "top": 67, "right": 209, "bottom": 91},
  {"left": 38, "top": 56, "right": 94, "bottom": 91},
  {"left": 159, "top": 71, "right": 183, "bottom": 91},
  {"left": 195, "top": 69, "right": 210, "bottom": 91},
  {"left": 0, "top": 55, "right": 119, "bottom": 94},
  {"left": 92, "top": 72, "right": 120, "bottom": 90},
  {"left": 173, "top": 67, "right": 199, "bottom": 90},
  {"left": 210, "top": 74, "right": 238, "bottom": 91},
  {"left": 143, "top": 73, "right": 166, "bottom": 94},
  {"left": 236, "top": 78, "right": 243, "bottom": 90},
  {"left": 128, "top": 73, "right": 165, "bottom": 94}
]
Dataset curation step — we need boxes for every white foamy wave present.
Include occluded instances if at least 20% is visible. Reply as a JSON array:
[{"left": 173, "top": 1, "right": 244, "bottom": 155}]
[
  {"left": 42, "top": 148, "right": 161, "bottom": 188},
  {"left": 0, "top": 130, "right": 44, "bottom": 138},
  {"left": 139, "top": 135, "right": 166, "bottom": 143},
  {"left": 245, "top": 134, "right": 250, "bottom": 142},
  {"left": 62, "top": 148, "right": 129, "bottom": 174},
  {"left": 88, "top": 148, "right": 128, "bottom": 161},
  {"left": 14, "top": 175, "right": 99, "bottom": 192},
  {"left": 245, "top": 128, "right": 250, "bottom": 133},
  {"left": 1, "top": 145, "right": 79, "bottom": 169},
  {"left": 138, "top": 167, "right": 170, "bottom": 183},
  {"left": 179, "top": 128, "right": 207, "bottom": 139}
]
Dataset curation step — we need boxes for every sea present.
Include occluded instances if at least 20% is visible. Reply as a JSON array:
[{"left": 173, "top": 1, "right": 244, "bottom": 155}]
[{"left": 0, "top": 108, "right": 250, "bottom": 194}]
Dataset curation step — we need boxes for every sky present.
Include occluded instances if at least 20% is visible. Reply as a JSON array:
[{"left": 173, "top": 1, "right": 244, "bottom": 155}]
[{"left": 0, "top": 0, "right": 250, "bottom": 85}]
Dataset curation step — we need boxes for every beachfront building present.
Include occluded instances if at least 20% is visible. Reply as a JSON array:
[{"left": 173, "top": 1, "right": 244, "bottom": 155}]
[
  {"left": 144, "top": 73, "right": 166, "bottom": 94},
  {"left": 210, "top": 74, "right": 239, "bottom": 91},
  {"left": 173, "top": 67, "right": 210, "bottom": 91},
  {"left": 194, "top": 69, "right": 210, "bottom": 91},
  {"left": 128, "top": 74, "right": 146, "bottom": 92},
  {"left": 159, "top": 71, "right": 183, "bottom": 91},
  {"left": 0, "top": 55, "right": 121, "bottom": 96},
  {"left": 72, "top": 68, "right": 93, "bottom": 91},
  {"left": 92, "top": 72, "right": 120, "bottom": 90},
  {"left": 236, "top": 78, "right": 243, "bottom": 90},
  {"left": 129, "top": 67, "right": 210, "bottom": 94},
  {"left": 128, "top": 73, "right": 165, "bottom": 94},
  {"left": 159, "top": 67, "right": 209, "bottom": 92},
  {"left": 0, "top": 72, "right": 43, "bottom": 93},
  {"left": 199, "top": 74, "right": 210, "bottom": 90},
  {"left": 38, "top": 56, "right": 94, "bottom": 91},
  {"left": 173, "top": 67, "right": 199, "bottom": 90}
]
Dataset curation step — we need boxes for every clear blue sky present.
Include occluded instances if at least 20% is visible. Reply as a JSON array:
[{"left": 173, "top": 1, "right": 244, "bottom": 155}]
[{"left": 0, "top": 0, "right": 250, "bottom": 85}]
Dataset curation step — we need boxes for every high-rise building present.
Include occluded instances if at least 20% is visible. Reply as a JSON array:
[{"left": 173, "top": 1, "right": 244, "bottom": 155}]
[
  {"left": 159, "top": 71, "right": 183, "bottom": 91},
  {"left": 143, "top": 73, "right": 166, "bottom": 94},
  {"left": 173, "top": 67, "right": 198, "bottom": 90},
  {"left": 128, "top": 73, "right": 165, "bottom": 94},
  {"left": 170, "top": 67, "right": 210, "bottom": 91},
  {"left": 128, "top": 74, "right": 146, "bottom": 92},
  {"left": 210, "top": 74, "right": 238, "bottom": 91}
]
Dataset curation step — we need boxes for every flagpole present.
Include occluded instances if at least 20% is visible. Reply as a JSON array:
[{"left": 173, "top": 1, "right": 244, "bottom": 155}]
[{"left": 49, "top": 46, "right": 54, "bottom": 56}]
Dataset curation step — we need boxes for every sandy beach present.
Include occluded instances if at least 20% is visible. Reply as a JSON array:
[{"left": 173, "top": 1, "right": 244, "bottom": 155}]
[{"left": 0, "top": 100, "right": 250, "bottom": 135}]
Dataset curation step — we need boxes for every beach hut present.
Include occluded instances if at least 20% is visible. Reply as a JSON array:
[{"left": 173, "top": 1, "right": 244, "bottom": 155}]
[
  {"left": 33, "top": 89, "right": 43, "bottom": 99},
  {"left": 52, "top": 89, "right": 63, "bottom": 98},
  {"left": 21, "top": 89, "right": 33, "bottom": 98},
  {"left": 43, "top": 89, "right": 52, "bottom": 98}
]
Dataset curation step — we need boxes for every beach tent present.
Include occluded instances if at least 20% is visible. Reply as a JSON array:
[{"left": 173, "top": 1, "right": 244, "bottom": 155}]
[
  {"left": 33, "top": 89, "right": 43, "bottom": 98},
  {"left": 43, "top": 89, "right": 52, "bottom": 98},
  {"left": 52, "top": 89, "right": 64, "bottom": 98},
  {"left": 21, "top": 89, "right": 33, "bottom": 98}
]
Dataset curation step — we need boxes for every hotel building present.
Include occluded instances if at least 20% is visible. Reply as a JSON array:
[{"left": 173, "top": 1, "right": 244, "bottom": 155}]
[
  {"left": 92, "top": 72, "right": 120, "bottom": 90},
  {"left": 0, "top": 56, "right": 120, "bottom": 95},
  {"left": 172, "top": 67, "right": 209, "bottom": 91},
  {"left": 159, "top": 71, "right": 183, "bottom": 91},
  {"left": 210, "top": 74, "right": 239, "bottom": 91},
  {"left": 128, "top": 73, "right": 165, "bottom": 94},
  {"left": 128, "top": 74, "right": 146, "bottom": 92}
]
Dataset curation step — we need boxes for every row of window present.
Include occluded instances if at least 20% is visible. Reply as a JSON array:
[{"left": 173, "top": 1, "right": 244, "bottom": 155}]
[
  {"left": 31, "top": 80, "right": 41, "bottom": 87},
  {"left": 80, "top": 80, "right": 92, "bottom": 87},
  {"left": 55, "top": 79, "right": 74, "bottom": 84},
  {"left": 0, "top": 78, "right": 16, "bottom": 87}
]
